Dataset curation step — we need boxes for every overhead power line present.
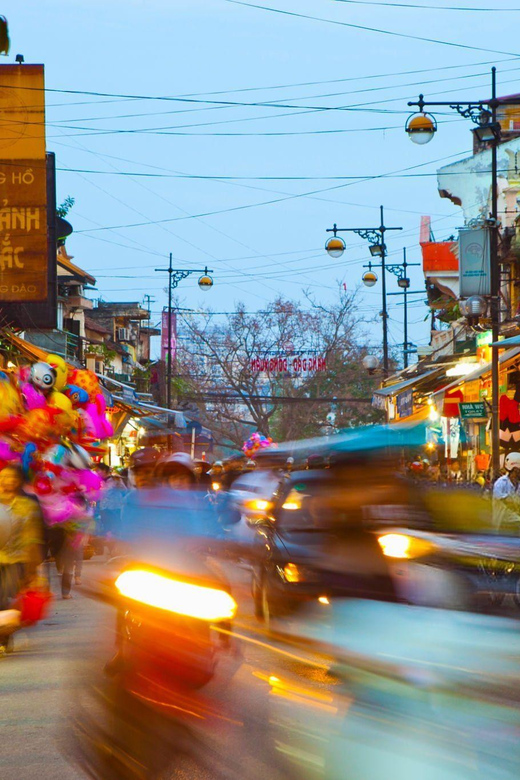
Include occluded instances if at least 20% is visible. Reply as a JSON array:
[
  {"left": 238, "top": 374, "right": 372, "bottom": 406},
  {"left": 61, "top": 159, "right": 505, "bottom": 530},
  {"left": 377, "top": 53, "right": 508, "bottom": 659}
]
[
  {"left": 222, "top": 0, "right": 520, "bottom": 58},
  {"left": 328, "top": 0, "right": 520, "bottom": 10},
  {"left": 182, "top": 393, "right": 373, "bottom": 403},
  {"left": 72, "top": 150, "right": 472, "bottom": 233}
]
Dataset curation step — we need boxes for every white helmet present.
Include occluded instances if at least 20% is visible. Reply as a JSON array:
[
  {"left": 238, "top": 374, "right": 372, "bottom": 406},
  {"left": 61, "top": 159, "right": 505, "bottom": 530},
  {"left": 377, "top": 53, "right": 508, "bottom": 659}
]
[{"left": 504, "top": 452, "right": 520, "bottom": 472}]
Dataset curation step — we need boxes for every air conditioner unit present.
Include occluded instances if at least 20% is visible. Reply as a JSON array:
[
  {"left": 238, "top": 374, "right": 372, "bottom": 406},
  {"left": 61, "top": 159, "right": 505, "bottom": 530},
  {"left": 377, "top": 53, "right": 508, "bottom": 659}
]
[{"left": 117, "top": 327, "right": 131, "bottom": 342}]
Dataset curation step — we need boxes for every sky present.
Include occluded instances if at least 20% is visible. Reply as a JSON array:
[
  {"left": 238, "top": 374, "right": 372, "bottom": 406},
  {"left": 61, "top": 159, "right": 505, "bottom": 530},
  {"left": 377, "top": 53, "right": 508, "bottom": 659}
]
[{"left": 4, "top": 0, "right": 520, "bottom": 362}]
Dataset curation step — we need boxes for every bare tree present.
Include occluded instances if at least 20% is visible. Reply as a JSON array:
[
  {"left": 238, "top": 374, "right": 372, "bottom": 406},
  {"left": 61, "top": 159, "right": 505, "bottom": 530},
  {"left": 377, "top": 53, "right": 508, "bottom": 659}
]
[{"left": 174, "top": 290, "right": 384, "bottom": 450}]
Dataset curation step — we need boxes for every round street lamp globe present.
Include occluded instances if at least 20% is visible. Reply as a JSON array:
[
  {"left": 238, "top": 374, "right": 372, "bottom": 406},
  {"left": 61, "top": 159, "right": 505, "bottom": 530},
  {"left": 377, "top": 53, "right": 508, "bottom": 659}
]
[
  {"left": 405, "top": 112, "right": 437, "bottom": 145},
  {"left": 466, "top": 295, "right": 487, "bottom": 317},
  {"left": 458, "top": 299, "right": 469, "bottom": 317},
  {"left": 362, "top": 355, "right": 379, "bottom": 372},
  {"left": 198, "top": 274, "right": 214, "bottom": 291},
  {"left": 362, "top": 270, "right": 378, "bottom": 288},
  {"left": 325, "top": 236, "right": 346, "bottom": 258}
]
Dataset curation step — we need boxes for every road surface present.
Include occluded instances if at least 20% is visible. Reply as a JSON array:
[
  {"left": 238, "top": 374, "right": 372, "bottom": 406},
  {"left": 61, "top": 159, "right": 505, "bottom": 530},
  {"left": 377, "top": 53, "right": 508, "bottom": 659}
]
[{"left": 0, "top": 559, "right": 331, "bottom": 780}]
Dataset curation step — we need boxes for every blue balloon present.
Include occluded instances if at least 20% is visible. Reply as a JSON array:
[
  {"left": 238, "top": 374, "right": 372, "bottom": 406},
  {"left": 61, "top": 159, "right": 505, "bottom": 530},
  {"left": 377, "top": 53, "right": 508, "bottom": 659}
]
[
  {"left": 22, "top": 442, "right": 37, "bottom": 474},
  {"left": 65, "top": 384, "right": 89, "bottom": 405}
]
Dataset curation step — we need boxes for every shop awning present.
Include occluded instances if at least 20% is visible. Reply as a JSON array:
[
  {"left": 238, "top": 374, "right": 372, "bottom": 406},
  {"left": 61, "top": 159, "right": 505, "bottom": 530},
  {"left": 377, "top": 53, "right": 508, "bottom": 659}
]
[
  {"left": 490, "top": 334, "right": 520, "bottom": 348},
  {"left": 2, "top": 332, "right": 50, "bottom": 362},
  {"left": 373, "top": 367, "right": 445, "bottom": 399},
  {"left": 433, "top": 346, "right": 520, "bottom": 404}
]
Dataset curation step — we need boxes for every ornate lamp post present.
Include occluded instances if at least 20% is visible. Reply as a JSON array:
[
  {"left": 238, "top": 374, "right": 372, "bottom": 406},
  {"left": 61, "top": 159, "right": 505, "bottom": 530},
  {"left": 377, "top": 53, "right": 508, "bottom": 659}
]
[
  {"left": 325, "top": 205, "right": 402, "bottom": 375},
  {"left": 405, "top": 67, "right": 520, "bottom": 477},
  {"left": 155, "top": 254, "right": 213, "bottom": 408}
]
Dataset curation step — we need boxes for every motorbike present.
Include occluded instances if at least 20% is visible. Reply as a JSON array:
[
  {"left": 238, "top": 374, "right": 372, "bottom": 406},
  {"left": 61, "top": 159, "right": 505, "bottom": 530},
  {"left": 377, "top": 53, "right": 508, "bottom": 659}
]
[{"left": 68, "top": 556, "right": 240, "bottom": 779}]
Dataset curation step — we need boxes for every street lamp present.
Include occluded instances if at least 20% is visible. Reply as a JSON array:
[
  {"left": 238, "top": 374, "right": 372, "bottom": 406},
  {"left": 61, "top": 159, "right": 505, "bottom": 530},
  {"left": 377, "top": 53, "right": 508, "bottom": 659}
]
[
  {"left": 325, "top": 205, "right": 402, "bottom": 375},
  {"left": 405, "top": 111, "right": 437, "bottom": 144},
  {"left": 463, "top": 295, "right": 488, "bottom": 328},
  {"left": 155, "top": 254, "right": 214, "bottom": 409},
  {"left": 405, "top": 67, "right": 520, "bottom": 477},
  {"left": 367, "top": 247, "right": 420, "bottom": 370},
  {"left": 362, "top": 270, "right": 378, "bottom": 287},
  {"left": 325, "top": 231, "right": 346, "bottom": 258},
  {"left": 369, "top": 243, "right": 385, "bottom": 258},
  {"left": 362, "top": 354, "right": 379, "bottom": 374},
  {"left": 198, "top": 270, "right": 214, "bottom": 290}
]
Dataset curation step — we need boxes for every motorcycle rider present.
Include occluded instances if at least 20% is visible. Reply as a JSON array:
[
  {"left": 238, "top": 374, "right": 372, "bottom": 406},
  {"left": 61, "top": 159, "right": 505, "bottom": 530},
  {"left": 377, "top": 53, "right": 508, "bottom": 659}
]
[{"left": 127, "top": 447, "right": 161, "bottom": 490}]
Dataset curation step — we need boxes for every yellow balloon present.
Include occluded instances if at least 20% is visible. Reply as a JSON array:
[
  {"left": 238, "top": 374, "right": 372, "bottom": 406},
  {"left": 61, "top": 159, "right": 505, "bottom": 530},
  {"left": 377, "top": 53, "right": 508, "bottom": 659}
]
[
  {"left": 49, "top": 391, "right": 72, "bottom": 413},
  {"left": 47, "top": 354, "right": 68, "bottom": 391}
]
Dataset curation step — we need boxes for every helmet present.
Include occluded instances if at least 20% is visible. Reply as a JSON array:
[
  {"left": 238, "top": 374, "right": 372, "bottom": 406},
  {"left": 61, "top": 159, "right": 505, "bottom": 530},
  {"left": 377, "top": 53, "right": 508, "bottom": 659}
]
[
  {"left": 155, "top": 452, "right": 196, "bottom": 483},
  {"left": 504, "top": 452, "right": 520, "bottom": 472},
  {"left": 128, "top": 447, "right": 161, "bottom": 471}
]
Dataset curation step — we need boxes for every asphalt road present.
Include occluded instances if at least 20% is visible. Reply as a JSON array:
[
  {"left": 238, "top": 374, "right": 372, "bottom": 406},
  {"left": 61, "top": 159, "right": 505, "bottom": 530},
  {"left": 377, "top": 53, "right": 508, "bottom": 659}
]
[{"left": 0, "top": 559, "right": 332, "bottom": 780}]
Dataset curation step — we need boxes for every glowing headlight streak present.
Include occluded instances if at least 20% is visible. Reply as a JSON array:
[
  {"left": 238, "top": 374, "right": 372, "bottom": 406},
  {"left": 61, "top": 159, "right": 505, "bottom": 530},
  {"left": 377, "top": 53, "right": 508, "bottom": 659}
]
[
  {"left": 377, "top": 533, "right": 411, "bottom": 559},
  {"left": 283, "top": 563, "right": 302, "bottom": 582},
  {"left": 245, "top": 498, "right": 272, "bottom": 512},
  {"left": 282, "top": 501, "right": 300, "bottom": 510},
  {"left": 115, "top": 569, "right": 237, "bottom": 621}
]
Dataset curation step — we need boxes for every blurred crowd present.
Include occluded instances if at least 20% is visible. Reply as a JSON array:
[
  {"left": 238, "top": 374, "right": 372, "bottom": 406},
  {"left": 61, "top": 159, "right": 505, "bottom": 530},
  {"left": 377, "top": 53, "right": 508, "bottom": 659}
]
[{"left": 4, "top": 434, "right": 520, "bottom": 778}]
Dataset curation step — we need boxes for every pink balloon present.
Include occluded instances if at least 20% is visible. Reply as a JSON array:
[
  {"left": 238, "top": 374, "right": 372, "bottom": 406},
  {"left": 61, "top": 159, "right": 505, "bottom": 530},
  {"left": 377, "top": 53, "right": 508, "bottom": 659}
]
[
  {"left": 0, "top": 440, "right": 20, "bottom": 462},
  {"left": 20, "top": 382, "right": 47, "bottom": 410},
  {"left": 40, "top": 495, "right": 79, "bottom": 525},
  {"left": 94, "top": 394, "right": 114, "bottom": 439}
]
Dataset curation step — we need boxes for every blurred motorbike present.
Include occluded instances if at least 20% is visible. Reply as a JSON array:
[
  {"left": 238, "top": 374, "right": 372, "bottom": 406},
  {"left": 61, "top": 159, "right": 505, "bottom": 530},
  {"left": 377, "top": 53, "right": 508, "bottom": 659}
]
[{"left": 68, "top": 555, "right": 239, "bottom": 779}]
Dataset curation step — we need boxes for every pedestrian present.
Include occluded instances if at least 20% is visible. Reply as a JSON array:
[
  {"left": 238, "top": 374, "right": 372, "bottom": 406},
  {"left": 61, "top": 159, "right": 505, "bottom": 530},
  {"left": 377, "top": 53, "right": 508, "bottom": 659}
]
[
  {"left": 98, "top": 468, "right": 127, "bottom": 553},
  {"left": 0, "top": 464, "right": 44, "bottom": 652},
  {"left": 58, "top": 497, "right": 93, "bottom": 599},
  {"left": 493, "top": 452, "right": 520, "bottom": 532}
]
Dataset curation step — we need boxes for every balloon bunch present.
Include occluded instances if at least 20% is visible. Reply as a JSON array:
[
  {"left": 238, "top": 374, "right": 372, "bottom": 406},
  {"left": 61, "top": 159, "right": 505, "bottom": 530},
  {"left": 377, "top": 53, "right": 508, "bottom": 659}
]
[
  {"left": 0, "top": 353, "right": 113, "bottom": 525},
  {"left": 242, "top": 432, "right": 273, "bottom": 458}
]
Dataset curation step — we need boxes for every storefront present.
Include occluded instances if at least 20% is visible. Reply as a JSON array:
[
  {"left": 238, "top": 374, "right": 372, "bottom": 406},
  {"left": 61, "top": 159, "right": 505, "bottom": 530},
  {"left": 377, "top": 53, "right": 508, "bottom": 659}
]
[{"left": 430, "top": 346, "right": 520, "bottom": 478}]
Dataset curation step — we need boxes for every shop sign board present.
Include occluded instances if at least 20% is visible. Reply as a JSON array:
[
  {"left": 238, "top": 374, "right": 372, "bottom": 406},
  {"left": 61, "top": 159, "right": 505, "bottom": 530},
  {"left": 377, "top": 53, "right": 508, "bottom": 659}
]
[
  {"left": 463, "top": 380, "right": 480, "bottom": 403},
  {"left": 0, "top": 64, "right": 56, "bottom": 328},
  {"left": 161, "top": 308, "right": 177, "bottom": 362},
  {"left": 459, "top": 228, "right": 491, "bottom": 297},
  {"left": 250, "top": 355, "right": 326, "bottom": 373},
  {"left": 396, "top": 387, "right": 413, "bottom": 418},
  {"left": 372, "top": 393, "right": 386, "bottom": 411},
  {"left": 460, "top": 401, "right": 487, "bottom": 419},
  {"left": 0, "top": 159, "right": 48, "bottom": 301}
]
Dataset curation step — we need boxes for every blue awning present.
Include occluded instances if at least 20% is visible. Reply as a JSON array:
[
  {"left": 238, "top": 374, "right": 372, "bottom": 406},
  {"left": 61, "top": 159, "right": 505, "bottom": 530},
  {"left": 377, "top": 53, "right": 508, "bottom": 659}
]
[{"left": 490, "top": 335, "right": 520, "bottom": 348}]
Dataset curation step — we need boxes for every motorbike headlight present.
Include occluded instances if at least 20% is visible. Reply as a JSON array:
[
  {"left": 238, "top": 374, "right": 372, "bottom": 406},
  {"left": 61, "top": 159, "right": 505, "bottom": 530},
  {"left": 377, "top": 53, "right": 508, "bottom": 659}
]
[
  {"left": 115, "top": 569, "right": 237, "bottom": 621},
  {"left": 283, "top": 562, "right": 302, "bottom": 582},
  {"left": 211, "top": 481, "right": 221, "bottom": 492},
  {"left": 244, "top": 498, "right": 272, "bottom": 512},
  {"left": 377, "top": 533, "right": 437, "bottom": 560},
  {"left": 280, "top": 562, "right": 318, "bottom": 583}
]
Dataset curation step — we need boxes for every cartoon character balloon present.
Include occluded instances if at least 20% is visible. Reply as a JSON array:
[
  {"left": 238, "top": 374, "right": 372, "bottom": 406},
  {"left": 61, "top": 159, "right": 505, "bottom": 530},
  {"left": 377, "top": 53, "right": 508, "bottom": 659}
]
[
  {"left": 46, "top": 354, "right": 68, "bottom": 391},
  {"left": 67, "top": 368, "right": 100, "bottom": 402},
  {"left": 30, "top": 362, "right": 56, "bottom": 395}
]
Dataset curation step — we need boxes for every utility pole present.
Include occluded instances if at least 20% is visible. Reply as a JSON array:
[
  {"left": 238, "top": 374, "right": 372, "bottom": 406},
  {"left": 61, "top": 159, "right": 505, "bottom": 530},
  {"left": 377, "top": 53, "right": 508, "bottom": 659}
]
[
  {"left": 490, "top": 67, "right": 500, "bottom": 482},
  {"left": 406, "top": 66, "right": 514, "bottom": 478},
  {"left": 154, "top": 258, "right": 214, "bottom": 409},
  {"left": 326, "top": 205, "right": 402, "bottom": 375},
  {"left": 387, "top": 248, "right": 423, "bottom": 369},
  {"left": 143, "top": 294, "right": 155, "bottom": 329}
]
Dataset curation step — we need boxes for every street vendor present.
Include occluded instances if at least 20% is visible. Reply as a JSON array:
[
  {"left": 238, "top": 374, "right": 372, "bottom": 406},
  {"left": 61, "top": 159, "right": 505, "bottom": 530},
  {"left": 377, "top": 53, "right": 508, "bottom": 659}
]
[
  {"left": 493, "top": 452, "right": 520, "bottom": 532},
  {"left": 0, "top": 464, "right": 44, "bottom": 653}
]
